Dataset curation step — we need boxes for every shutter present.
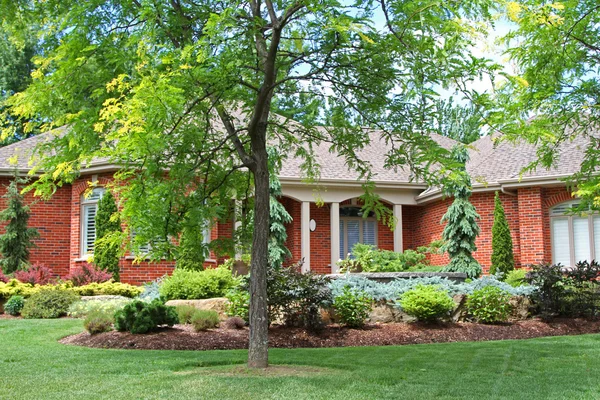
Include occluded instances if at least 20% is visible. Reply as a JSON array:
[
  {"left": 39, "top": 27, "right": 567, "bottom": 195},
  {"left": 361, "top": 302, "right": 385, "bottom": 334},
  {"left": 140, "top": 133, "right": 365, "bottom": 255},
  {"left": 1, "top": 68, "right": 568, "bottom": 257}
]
[
  {"left": 594, "top": 217, "right": 600, "bottom": 261},
  {"left": 363, "top": 220, "right": 377, "bottom": 246},
  {"left": 83, "top": 204, "right": 97, "bottom": 254},
  {"left": 339, "top": 220, "right": 345, "bottom": 259},
  {"left": 347, "top": 220, "right": 360, "bottom": 256},
  {"left": 573, "top": 217, "right": 591, "bottom": 263},
  {"left": 552, "top": 218, "right": 570, "bottom": 266}
]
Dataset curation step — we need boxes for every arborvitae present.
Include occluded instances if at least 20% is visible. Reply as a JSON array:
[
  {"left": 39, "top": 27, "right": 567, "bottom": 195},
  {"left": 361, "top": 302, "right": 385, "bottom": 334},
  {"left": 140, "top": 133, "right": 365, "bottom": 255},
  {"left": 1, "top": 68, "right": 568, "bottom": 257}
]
[
  {"left": 93, "top": 190, "right": 122, "bottom": 280},
  {"left": 0, "top": 174, "right": 39, "bottom": 274},
  {"left": 442, "top": 146, "right": 482, "bottom": 279},
  {"left": 490, "top": 191, "right": 514, "bottom": 277}
]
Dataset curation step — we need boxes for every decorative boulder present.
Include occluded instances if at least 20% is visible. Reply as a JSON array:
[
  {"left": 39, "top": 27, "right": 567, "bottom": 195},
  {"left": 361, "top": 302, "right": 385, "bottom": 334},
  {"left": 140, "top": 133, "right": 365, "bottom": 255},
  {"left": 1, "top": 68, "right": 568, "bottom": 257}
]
[
  {"left": 451, "top": 294, "right": 468, "bottom": 322},
  {"left": 166, "top": 298, "right": 230, "bottom": 320},
  {"left": 509, "top": 295, "right": 531, "bottom": 320}
]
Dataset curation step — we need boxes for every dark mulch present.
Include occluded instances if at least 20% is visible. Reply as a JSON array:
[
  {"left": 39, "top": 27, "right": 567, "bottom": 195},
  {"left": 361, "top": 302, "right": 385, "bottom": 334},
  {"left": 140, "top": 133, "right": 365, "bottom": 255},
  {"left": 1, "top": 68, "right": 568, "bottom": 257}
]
[{"left": 60, "top": 318, "right": 600, "bottom": 351}]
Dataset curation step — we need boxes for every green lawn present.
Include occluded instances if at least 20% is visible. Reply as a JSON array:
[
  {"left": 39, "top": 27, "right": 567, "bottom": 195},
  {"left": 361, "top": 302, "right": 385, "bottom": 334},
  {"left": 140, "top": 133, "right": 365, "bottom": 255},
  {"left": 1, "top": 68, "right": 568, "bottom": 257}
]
[{"left": 1, "top": 319, "right": 600, "bottom": 400}]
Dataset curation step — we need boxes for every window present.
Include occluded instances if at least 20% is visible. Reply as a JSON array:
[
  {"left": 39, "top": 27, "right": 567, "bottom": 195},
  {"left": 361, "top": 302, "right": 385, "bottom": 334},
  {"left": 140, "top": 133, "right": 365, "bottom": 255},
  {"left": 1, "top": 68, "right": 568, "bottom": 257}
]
[
  {"left": 80, "top": 187, "right": 105, "bottom": 256},
  {"left": 550, "top": 200, "right": 600, "bottom": 266},
  {"left": 339, "top": 206, "right": 377, "bottom": 258}
]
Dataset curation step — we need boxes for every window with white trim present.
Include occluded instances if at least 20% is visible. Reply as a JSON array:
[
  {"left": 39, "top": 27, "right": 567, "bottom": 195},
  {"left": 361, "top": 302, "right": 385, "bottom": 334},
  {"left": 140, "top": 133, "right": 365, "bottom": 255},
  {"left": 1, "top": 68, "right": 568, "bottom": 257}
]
[
  {"left": 550, "top": 200, "right": 600, "bottom": 266},
  {"left": 80, "top": 187, "right": 105, "bottom": 256},
  {"left": 339, "top": 206, "right": 377, "bottom": 259}
]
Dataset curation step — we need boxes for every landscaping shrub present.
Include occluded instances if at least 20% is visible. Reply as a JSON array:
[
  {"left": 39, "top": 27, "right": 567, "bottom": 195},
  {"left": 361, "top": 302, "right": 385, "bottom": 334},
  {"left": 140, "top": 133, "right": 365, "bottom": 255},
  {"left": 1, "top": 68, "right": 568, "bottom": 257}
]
[
  {"left": 329, "top": 274, "right": 535, "bottom": 303},
  {"left": 490, "top": 192, "right": 515, "bottom": 276},
  {"left": 4, "top": 295, "right": 25, "bottom": 315},
  {"left": 0, "top": 279, "right": 39, "bottom": 299},
  {"left": 68, "top": 298, "right": 131, "bottom": 319},
  {"left": 466, "top": 286, "right": 513, "bottom": 323},
  {"left": 93, "top": 190, "right": 122, "bottom": 280},
  {"left": 0, "top": 271, "right": 8, "bottom": 283},
  {"left": 138, "top": 277, "right": 164, "bottom": 302},
  {"left": 65, "top": 263, "right": 112, "bottom": 286},
  {"left": 223, "top": 316, "right": 246, "bottom": 330},
  {"left": 175, "top": 304, "right": 198, "bottom": 324},
  {"left": 338, "top": 244, "right": 428, "bottom": 273},
  {"left": 84, "top": 310, "right": 114, "bottom": 334},
  {"left": 505, "top": 269, "right": 527, "bottom": 288},
  {"left": 159, "top": 267, "right": 238, "bottom": 300},
  {"left": 21, "top": 289, "right": 79, "bottom": 319},
  {"left": 14, "top": 264, "right": 55, "bottom": 285},
  {"left": 190, "top": 309, "right": 219, "bottom": 332},
  {"left": 332, "top": 286, "right": 372, "bottom": 328},
  {"left": 114, "top": 299, "right": 178, "bottom": 334},
  {"left": 73, "top": 281, "right": 143, "bottom": 298},
  {"left": 0, "top": 174, "right": 39, "bottom": 275},
  {"left": 399, "top": 284, "right": 455, "bottom": 322},
  {"left": 225, "top": 286, "right": 250, "bottom": 321}
]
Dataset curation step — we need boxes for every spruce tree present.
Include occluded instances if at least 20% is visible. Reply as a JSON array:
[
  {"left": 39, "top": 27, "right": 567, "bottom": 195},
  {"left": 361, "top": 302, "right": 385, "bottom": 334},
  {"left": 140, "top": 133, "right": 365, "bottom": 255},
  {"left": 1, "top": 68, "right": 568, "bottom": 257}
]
[
  {"left": 93, "top": 190, "right": 122, "bottom": 280},
  {"left": 442, "top": 147, "right": 482, "bottom": 279},
  {"left": 490, "top": 191, "right": 514, "bottom": 277},
  {"left": 0, "top": 173, "right": 39, "bottom": 274}
]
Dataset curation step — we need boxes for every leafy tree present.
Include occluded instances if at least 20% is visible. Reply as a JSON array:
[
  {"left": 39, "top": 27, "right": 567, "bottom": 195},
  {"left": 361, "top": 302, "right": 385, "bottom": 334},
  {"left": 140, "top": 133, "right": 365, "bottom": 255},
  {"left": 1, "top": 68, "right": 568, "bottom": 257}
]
[
  {"left": 433, "top": 98, "right": 484, "bottom": 144},
  {"left": 488, "top": 1, "right": 600, "bottom": 206},
  {"left": 490, "top": 191, "right": 514, "bottom": 277},
  {"left": 441, "top": 147, "right": 482, "bottom": 279},
  {"left": 176, "top": 220, "right": 209, "bottom": 271},
  {"left": 268, "top": 148, "right": 292, "bottom": 269},
  {"left": 0, "top": 172, "right": 39, "bottom": 274},
  {"left": 93, "top": 190, "right": 122, "bottom": 280},
  {"left": 3, "top": 0, "right": 499, "bottom": 367}
]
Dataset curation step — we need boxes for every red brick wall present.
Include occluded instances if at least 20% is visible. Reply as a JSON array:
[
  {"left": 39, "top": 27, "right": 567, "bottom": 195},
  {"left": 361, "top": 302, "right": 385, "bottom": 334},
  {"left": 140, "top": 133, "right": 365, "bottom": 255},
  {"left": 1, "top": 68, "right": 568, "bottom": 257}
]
[
  {"left": 309, "top": 203, "right": 331, "bottom": 273},
  {"left": 282, "top": 197, "right": 301, "bottom": 264},
  {"left": 517, "top": 187, "right": 547, "bottom": 266},
  {"left": 378, "top": 202, "right": 394, "bottom": 251}
]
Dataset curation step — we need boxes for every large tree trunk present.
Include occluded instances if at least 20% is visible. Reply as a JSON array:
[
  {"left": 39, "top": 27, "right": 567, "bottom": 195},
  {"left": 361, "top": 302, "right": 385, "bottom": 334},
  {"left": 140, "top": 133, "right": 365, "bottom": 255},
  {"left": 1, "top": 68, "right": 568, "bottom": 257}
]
[{"left": 247, "top": 128, "right": 270, "bottom": 368}]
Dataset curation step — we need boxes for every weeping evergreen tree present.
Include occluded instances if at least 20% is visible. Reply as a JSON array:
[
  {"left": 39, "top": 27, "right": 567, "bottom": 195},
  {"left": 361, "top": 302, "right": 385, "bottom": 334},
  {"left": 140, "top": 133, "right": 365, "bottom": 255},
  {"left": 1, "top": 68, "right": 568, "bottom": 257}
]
[
  {"left": 176, "top": 217, "right": 209, "bottom": 271},
  {"left": 268, "top": 148, "right": 292, "bottom": 269},
  {"left": 93, "top": 190, "right": 122, "bottom": 280},
  {"left": 0, "top": 173, "right": 39, "bottom": 274},
  {"left": 441, "top": 147, "right": 481, "bottom": 279},
  {"left": 490, "top": 191, "right": 514, "bottom": 277}
]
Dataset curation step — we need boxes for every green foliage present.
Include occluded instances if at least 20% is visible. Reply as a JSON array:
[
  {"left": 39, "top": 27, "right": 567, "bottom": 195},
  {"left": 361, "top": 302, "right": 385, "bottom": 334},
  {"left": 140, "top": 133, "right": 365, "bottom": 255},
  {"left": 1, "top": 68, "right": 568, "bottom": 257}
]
[
  {"left": 268, "top": 153, "right": 292, "bottom": 269},
  {"left": 175, "top": 304, "right": 198, "bottom": 324},
  {"left": 0, "top": 174, "right": 39, "bottom": 274},
  {"left": 21, "top": 289, "right": 79, "bottom": 319},
  {"left": 4, "top": 295, "right": 25, "bottom": 315},
  {"left": 490, "top": 192, "right": 514, "bottom": 276},
  {"left": 225, "top": 286, "right": 250, "bottom": 322},
  {"left": 159, "top": 267, "right": 238, "bottom": 301},
  {"left": 399, "top": 284, "right": 455, "bottom": 322},
  {"left": 442, "top": 147, "right": 482, "bottom": 279},
  {"left": 433, "top": 97, "right": 484, "bottom": 144},
  {"left": 68, "top": 298, "right": 131, "bottom": 319},
  {"left": 176, "top": 222, "right": 208, "bottom": 271},
  {"left": 190, "top": 309, "right": 220, "bottom": 332},
  {"left": 466, "top": 286, "right": 512, "bottom": 324},
  {"left": 332, "top": 286, "right": 373, "bottom": 328},
  {"left": 338, "top": 243, "right": 428, "bottom": 273},
  {"left": 83, "top": 310, "right": 114, "bottom": 334},
  {"left": 93, "top": 191, "right": 122, "bottom": 280},
  {"left": 114, "top": 299, "right": 178, "bottom": 334},
  {"left": 72, "top": 281, "right": 143, "bottom": 298},
  {"left": 505, "top": 269, "right": 528, "bottom": 288}
]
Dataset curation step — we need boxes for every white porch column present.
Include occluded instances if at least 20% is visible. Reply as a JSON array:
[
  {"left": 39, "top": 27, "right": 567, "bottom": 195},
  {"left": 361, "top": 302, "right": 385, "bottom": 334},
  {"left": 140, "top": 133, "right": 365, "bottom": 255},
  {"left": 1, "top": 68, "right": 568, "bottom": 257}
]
[
  {"left": 330, "top": 202, "right": 340, "bottom": 273},
  {"left": 301, "top": 201, "right": 310, "bottom": 272},
  {"left": 393, "top": 204, "right": 403, "bottom": 253}
]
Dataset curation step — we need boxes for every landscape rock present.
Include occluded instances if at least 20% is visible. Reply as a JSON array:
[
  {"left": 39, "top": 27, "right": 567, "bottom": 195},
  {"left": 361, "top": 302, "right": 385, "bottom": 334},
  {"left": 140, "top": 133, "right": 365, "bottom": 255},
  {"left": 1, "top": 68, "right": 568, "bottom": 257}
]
[
  {"left": 452, "top": 294, "right": 468, "bottom": 322},
  {"left": 509, "top": 295, "right": 531, "bottom": 320},
  {"left": 166, "top": 298, "right": 230, "bottom": 320}
]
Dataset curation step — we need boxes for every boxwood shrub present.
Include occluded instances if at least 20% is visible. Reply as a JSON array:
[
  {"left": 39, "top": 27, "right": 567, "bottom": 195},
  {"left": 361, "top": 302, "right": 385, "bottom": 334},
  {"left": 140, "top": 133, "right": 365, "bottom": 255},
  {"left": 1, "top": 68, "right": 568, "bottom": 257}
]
[
  {"left": 159, "top": 267, "right": 238, "bottom": 300},
  {"left": 399, "top": 284, "right": 454, "bottom": 322}
]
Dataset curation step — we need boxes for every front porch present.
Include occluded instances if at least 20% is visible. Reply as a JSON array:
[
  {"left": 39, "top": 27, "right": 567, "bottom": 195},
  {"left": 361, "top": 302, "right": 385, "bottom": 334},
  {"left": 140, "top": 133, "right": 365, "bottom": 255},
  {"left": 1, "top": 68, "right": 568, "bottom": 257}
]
[{"left": 280, "top": 180, "right": 425, "bottom": 274}]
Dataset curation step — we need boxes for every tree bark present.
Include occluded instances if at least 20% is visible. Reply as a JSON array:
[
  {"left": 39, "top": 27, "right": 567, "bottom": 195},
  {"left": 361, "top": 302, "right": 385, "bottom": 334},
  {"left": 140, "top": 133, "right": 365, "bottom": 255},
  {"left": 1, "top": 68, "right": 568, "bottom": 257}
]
[{"left": 247, "top": 123, "right": 270, "bottom": 368}]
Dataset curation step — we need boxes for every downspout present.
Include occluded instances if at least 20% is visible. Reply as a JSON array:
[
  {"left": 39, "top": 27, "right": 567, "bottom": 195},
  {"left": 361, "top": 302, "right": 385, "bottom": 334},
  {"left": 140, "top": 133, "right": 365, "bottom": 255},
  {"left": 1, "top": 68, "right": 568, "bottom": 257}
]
[{"left": 500, "top": 186, "right": 517, "bottom": 197}]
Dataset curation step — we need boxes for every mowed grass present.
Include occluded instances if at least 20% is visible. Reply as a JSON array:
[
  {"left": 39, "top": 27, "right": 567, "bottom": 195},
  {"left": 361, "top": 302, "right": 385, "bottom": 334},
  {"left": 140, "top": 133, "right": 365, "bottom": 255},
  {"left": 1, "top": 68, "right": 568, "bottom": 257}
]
[{"left": 2, "top": 319, "right": 600, "bottom": 400}]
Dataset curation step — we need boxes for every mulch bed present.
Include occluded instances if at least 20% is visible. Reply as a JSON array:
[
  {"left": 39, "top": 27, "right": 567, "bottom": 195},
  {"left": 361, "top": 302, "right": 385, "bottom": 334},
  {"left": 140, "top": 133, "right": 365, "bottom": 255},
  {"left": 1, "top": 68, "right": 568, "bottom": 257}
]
[{"left": 60, "top": 318, "right": 600, "bottom": 351}]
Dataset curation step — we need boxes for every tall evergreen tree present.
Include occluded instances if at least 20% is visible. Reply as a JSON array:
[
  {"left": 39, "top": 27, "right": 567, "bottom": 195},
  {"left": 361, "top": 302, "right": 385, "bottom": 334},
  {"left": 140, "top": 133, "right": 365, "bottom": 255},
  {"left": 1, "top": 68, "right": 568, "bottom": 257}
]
[
  {"left": 441, "top": 147, "right": 482, "bottom": 279},
  {"left": 490, "top": 191, "right": 514, "bottom": 277},
  {"left": 93, "top": 190, "right": 122, "bottom": 280},
  {"left": 0, "top": 173, "right": 39, "bottom": 274}
]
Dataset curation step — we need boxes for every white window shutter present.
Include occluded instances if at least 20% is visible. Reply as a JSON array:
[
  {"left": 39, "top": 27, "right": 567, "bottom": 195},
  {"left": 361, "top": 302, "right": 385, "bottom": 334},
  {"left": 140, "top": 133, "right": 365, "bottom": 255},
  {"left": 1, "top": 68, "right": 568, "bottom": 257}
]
[
  {"left": 83, "top": 204, "right": 97, "bottom": 254},
  {"left": 552, "top": 218, "right": 570, "bottom": 266}
]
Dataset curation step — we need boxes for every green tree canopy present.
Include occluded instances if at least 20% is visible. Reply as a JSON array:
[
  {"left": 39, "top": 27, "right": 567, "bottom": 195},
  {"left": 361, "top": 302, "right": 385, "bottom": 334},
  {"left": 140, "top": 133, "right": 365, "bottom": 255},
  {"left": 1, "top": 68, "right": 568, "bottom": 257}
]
[
  {"left": 2, "top": 0, "right": 500, "bottom": 367},
  {"left": 93, "top": 190, "right": 122, "bottom": 280}
]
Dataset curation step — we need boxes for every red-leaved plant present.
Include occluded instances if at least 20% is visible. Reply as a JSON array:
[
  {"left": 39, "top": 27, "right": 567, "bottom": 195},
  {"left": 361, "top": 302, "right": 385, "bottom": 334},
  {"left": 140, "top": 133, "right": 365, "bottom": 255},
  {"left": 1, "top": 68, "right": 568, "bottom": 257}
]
[
  {"left": 66, "top": 263, "right": 112, "bottom": 286},
  {"left": 0, "top": 270, "right": 8, "bottom": 283},
  {"left": 14, "top": 264, "right": 55, "bottom": 285}
]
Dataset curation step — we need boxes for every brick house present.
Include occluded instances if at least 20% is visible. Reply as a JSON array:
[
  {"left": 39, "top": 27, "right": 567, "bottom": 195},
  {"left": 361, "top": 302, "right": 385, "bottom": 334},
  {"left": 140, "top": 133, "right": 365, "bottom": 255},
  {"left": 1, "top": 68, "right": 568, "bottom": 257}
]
[{"left": 0, "top": 130, "right": 589, "bottom": 284}]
